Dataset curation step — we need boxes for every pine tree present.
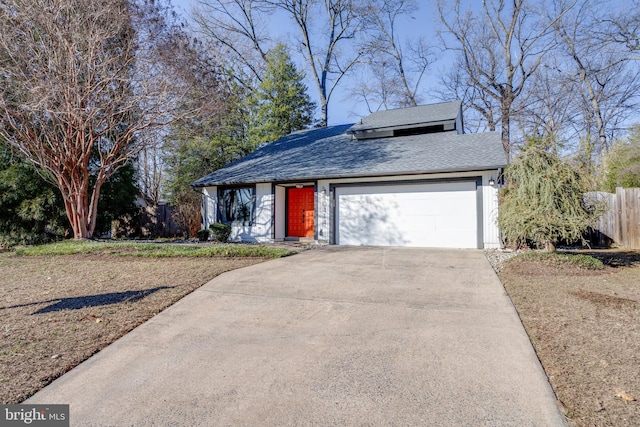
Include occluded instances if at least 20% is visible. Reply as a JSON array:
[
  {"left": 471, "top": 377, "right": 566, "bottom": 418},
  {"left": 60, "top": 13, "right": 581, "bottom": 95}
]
[{"left": 249, "top": 44, "right": 316, "bottom": 145}]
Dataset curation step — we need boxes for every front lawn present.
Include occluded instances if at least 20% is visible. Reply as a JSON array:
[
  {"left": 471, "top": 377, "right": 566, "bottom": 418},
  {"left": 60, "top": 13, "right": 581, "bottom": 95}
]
[
  {"left": 14, "top": 239, "right": 295, "bottom": 258},
  {"left": 499, "top": 250, "right": 640, "bottom": 427},
  {"left": 0, "top": 241, "right": 296, "bottom": 404}
]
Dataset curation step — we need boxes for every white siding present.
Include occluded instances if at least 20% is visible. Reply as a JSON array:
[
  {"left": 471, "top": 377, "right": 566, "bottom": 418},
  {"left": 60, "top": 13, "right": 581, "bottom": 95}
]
[
  {"left": 202, "top": 186, "right": 217, "bottom": 229},
  {"left": 274, "top": 185, "right": 286, "bottom": 240},
  {"left": 200, "top": 170, "right": 502, "bottom": 248},
  {"left": 481, "top": 172, "right": 501, "bottom": 248},
  {"left": 229, "top": 183, "right": 273, "bottom": 243},
  {"left": 317, "top": 180, "right": 331, "bottom": 243}
]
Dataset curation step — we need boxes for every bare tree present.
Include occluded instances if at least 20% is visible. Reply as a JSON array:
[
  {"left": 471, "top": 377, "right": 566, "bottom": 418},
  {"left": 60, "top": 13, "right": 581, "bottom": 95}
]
[
  {"left": 435, "top": 56, "right": 500, "bottom": 134},
  {"left": 599, "top": 1, "right": 640, "bottom": 57},
  {"left": 268, "top": 0, "right": 363, "bottom": 126},
  {"left": 437, "top": 0, "right": 576, "bottom": 158},
  {"left": 0, "top": 0, "right": 195, "bottom": 239},
  {"left": 192, "top": 0, "right": 274, "bottom": 86},
  {"left": 194, "top": 0, "right": 374, "bottom": 126},
  {"left": 550, "top": 0, "right": 640, "bottom": 163},
  {"left": 355, "top": 0, "right": 434, "bottom": 111},
  {"left": 137, "top": 129, "right": 166, "bottom": 207},
  {"left": 512, "top": 59, "right": 581, "bottom": 151},
  {"left": 349, "top": 66, "right": 397, "bottom": 113}
]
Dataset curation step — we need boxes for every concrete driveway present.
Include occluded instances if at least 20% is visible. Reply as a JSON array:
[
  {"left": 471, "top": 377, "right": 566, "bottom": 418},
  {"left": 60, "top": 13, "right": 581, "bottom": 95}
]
[{"left": 28, "top": 247, "right": 566, "bottom": 426}]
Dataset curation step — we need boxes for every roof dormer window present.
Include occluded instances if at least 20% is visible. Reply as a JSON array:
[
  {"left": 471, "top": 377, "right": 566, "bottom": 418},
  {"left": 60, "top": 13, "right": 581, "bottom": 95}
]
[{"left": 347, "top": 100, "right": 463, "bottom": 140}]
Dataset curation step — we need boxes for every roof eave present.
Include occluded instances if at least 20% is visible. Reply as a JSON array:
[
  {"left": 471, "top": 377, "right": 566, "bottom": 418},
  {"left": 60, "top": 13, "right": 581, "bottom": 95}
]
[{"left": 191, "top": 164, "right": 508, "bottom": 187}]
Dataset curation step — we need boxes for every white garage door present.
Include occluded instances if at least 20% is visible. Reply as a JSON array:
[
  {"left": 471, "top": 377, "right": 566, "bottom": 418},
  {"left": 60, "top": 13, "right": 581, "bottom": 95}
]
[{"left": 335, "top": 181, "right": 479, "bottom": 248}]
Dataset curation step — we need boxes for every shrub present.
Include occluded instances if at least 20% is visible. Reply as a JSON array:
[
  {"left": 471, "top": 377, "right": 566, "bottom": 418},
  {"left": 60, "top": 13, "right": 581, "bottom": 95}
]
[
  {"left": 210, "top": 222, "right": 232, "bottom": 243},
  {"left": 498, "top": 139, "right": 605, "bottom": 252},
  {"left": 196, "top": 229, "right": 210, "bottom": 242},
  {"left": 514, "top": 252, "right": 604, "bottom": 270}
]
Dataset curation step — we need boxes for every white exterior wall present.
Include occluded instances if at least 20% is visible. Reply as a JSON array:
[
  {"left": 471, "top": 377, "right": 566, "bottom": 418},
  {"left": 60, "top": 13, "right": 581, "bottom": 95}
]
[
  {"left": 202, "top": 186, "right": 217, "bottom": 229},
  {"left": 481, "top": 171, "right": 502, "bottom": 249},
  {"left": 201, "top": 184, "right": 273, "bottom": 243},
  {"left": 202, "top": 170, "right": 502, "bottom": 248},
  {"left": 317, "top": 180, "right": 331, "bottom": 243},
  {"left": 229, "top": 183, "right": 273, "bottom": 243},
  {"left": 274, "top": 185, "right": 286, "bottom": 241}
]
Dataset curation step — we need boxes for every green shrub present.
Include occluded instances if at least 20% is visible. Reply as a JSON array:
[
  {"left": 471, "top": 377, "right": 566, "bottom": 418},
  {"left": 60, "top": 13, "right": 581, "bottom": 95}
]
[
  {"left": 196, "top": 229, "right": 210, "bottom": 242},
  {"left": 210, "top": 222, "right": 232, "bottom": 243},
  {"left": 516, "top": 251, "right": 604, "bottom": 270},
  {"left": 498, "top": 139, "right": 604, "bottom": 252},
  {"left": 600, "top": 126, "right": 640, "bottom": 192}
]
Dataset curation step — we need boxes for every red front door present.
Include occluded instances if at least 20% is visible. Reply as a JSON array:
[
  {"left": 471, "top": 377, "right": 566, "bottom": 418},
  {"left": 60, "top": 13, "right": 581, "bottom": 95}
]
[{"left": 287, "top": 187, "right": 315, "bottom": 238}]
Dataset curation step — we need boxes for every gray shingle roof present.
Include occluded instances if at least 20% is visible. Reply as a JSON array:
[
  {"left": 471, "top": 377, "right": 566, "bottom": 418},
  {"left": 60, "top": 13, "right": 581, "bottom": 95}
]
[
  {"left": 347, "top": 100, "right": 462, "bottom": 133},
  {"left": 192, "top": 124, "right": 508, "bottom": 187}
]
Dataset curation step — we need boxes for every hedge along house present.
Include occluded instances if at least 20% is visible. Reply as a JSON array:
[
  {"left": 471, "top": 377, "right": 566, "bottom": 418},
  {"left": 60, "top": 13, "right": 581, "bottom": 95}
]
[{"left": 192, "top": 101, "right": 508, "bottom": 249}]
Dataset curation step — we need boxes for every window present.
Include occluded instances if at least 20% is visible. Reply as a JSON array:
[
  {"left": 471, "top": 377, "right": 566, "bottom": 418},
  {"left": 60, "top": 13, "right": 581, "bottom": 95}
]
[
  {"left": 393, "top": 124, "right": 445, "bottom": 137},
  {"left": 218, "top": 187, "right": 254, "bottom": 225}
]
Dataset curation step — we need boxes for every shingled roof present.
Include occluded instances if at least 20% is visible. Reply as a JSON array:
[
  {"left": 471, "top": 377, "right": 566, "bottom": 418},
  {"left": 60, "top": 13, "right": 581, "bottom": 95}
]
[
  {"left": 347, "top": 100, "right": 462, "bottom": 133},
  {"left": 191, "top": 123, "right": 507, "bottom": 187}
]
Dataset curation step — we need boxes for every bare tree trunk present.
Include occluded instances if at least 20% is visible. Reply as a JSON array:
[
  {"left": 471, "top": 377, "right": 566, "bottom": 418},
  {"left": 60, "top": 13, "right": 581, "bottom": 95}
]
[
  {"left": 320, "top": 98, "right": 329, "bottom": 128},
  {"left": 566, "top": 37, "right": 610, "bottom": 154},
  {"left": 501, "top": 106, "right": 511, "bottom": 160},
  {"left": 549, "top": 1, "right": 640, "bottom": 161},
  {"left": 87, "top": 179, "right": 105, "bottom": 239}
]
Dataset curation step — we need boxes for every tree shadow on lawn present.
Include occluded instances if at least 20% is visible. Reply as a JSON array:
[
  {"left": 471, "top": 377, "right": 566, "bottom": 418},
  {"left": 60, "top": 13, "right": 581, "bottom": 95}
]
[
  {"left": 586, "top": 250, "right": 640, "bottom": 268},
  {"left": 0, "top": 286, "right": 174, "bottom": 314}
]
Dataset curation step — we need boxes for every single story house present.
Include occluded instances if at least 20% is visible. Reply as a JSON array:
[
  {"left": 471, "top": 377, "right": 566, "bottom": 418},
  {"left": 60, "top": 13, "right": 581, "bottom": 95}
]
[{"left": 192, "top": 100, "right": 507, "bottom": 249}]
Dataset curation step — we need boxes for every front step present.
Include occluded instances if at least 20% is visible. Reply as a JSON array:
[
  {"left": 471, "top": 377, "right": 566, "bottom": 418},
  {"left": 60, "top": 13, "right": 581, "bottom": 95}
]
[{"left": 284, "top": 237, "right": 316, "bottom": 243}]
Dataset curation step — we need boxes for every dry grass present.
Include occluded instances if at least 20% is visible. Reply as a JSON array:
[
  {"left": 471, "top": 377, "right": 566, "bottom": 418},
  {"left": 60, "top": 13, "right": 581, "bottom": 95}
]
[
  {"left": 0, "top": 252, "right": 271, "bottom": 404},
  {"left": 499, "top": 250, "right": 640, "bottom": 427}
]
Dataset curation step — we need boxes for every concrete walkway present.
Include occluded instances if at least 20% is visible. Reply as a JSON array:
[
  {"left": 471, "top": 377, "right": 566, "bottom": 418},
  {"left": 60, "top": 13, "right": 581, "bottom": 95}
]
[{"left": 28, "top": 247, "right": 566, "bottom": 426}]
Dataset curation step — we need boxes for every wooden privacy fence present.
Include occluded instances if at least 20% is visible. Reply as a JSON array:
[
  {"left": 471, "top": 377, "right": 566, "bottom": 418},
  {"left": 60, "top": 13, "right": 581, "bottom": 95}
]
[{"left": 587, "top": 188, "right": 640, "bottom": 249}]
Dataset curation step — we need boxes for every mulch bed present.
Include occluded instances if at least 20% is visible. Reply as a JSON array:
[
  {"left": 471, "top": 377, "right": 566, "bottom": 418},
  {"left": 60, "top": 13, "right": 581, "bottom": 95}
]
[
  {"left": 498, "top": 251, "right": 640, "bottom": 427},
  {"left": 0, "top": 254, "right": 267, "bottom": 404}
]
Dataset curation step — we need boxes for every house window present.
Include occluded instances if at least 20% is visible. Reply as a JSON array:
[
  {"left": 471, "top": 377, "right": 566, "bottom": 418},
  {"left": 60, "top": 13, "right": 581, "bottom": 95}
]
[
  {"left": 393, "top": 124, "right": 445, "bottom": 137},
  {"left": 218, "top": 187, "right": 255, "bottom": 225}
]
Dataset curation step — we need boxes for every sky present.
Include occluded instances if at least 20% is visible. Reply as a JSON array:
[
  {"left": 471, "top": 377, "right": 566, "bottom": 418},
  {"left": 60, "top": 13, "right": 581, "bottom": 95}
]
[
  {"left": 170, "top": 0, "right": 446, "bottom": 126},
  {"left": 170, "top": 0, "right": 637, "bottom": 129}
]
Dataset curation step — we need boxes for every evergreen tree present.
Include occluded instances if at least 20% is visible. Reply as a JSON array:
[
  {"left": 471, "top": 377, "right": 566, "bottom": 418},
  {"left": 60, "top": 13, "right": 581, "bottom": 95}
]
[
  {"left": 163, "top": 45, "right": 315, "bottom": 236},
  {"left": 600, "top": 126, "right": 640, "bottom": 192},
  {"left": 249, "top": 44, "right": 316, "bottom": 145},
  {"left": 164, "top": 72, "right": 254, "bottom": 237},
  {"left": 0, "top": 143, "right": 137, "bottom": 246},
  {"left": 498, "top": 138, "right": 604, "bottom": 252},
  {"left": 0, "top": 143, "right": 69, "bottom": 246}
]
